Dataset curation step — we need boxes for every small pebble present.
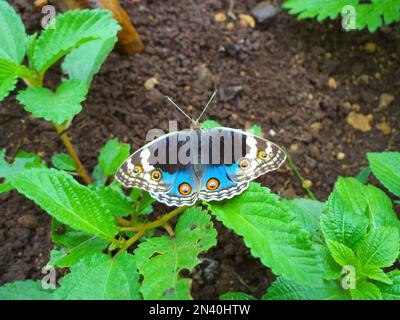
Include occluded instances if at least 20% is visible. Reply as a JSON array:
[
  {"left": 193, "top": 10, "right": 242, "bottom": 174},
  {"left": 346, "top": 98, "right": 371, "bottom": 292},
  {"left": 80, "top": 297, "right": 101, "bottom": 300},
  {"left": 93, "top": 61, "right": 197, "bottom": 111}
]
[
  {"left": 304, "top": 180, "right": 313, "bottom": 188},
  {"left": 226, "top": 22, "right": 235, "bottom": 30},
  {"left": 239, "top": 14, "right": 256, "bottom": 28},
  {"left": 310, "top": 122, "right": 322, "bottom": 134},
  {"left": 289, "top": 143, "right": 299, "bottom": 153},
  {"left": 214, "top": 12, "right": 227, "bottom": 22},
  {"left": 251, "top": 2, "right": 278, "bottom": 24},
  {"left": 379, "top": 93, "right": 394, "bottom": 108},
  {"left": 365, "top": 42, "right": 377, "bottom": 53},
  {"left": 144, "top": 77, "right": 159, "bottom": 91},
  {"left": 337, "top": 152, "right": 346, "bottom": 160},
  {"left": 376, "top": 122, "right": 391, "bottom": 135},
  {"left": 352, "top": 103, "right": 361, "bottom": 111},
  {"left": 18, "top": 214, "right": 38, "bottom": 229},
  {"left": 327, "top": 77, "right": 338, "bottom": 89}
]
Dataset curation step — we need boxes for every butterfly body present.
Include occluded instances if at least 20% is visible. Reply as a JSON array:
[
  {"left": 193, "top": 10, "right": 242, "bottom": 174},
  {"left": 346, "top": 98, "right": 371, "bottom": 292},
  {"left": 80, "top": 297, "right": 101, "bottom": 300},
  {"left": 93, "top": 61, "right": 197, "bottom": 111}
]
[{"left": 116, "top": 127, "right": 286, "bottom": 207}]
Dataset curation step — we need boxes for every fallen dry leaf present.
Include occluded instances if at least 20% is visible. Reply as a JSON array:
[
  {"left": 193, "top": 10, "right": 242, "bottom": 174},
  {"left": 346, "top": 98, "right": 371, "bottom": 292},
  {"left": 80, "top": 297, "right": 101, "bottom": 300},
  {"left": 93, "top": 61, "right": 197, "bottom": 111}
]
[
  {"left": 239, "top": 13, "right": 256, "bottom": 28},
  {"left": 346, "top": 112, "right": 373, "bottom": 132}
]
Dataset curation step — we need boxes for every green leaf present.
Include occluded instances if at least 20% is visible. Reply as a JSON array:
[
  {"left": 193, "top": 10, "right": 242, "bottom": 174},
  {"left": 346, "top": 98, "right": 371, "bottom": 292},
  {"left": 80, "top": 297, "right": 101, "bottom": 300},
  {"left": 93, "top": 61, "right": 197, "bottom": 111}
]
[
  {"left": 201, "top": 120, "right": 221, "bottom": 129},
  {"left": 380, "top": 0, "right": 400, "bottom": 24},
  {"left": 51, "top": 153, "right": 77, "bottom": 171},
  {"left": 0, "top": 0, "right": 27, "bottom": 64},
  {"left": 48, "top": 220, "right": 108, "bottom": 268},
  {"left": 368, "top": 152, "right": 400, "bottom": 197},
  {"left": 262, "top": 277, "right": 347, "bottom": 300},
  {"left": 13, "top": 168, "right": 117, "bottom": 241},
  {"left": 321, "top": 177, "right": 369, "bottom": 249},
  {"left": 356, "top": 167, "right": 371, "bottom": 184},
  {"left": 248, "top": 124, "right": 262, "bottom": 136},
  {"left": 326, "top": 240, "right": 358, "bottom": 267},
  {"left": 99, "top": 139, "right": 131, "bottom": 176},
  {"left": 285, "top": 198, "right": 324, "bottom": 241},
  {"left": 135, "top": 207, "right": 217, "bottom": 299},
  {"left": 48, "top": 236, "right": 107, "bottom": 268},
  {"left": 219, "top": 292, "right": 257, "bottom": 300},
  {"left": 135, "top": 191, "right": 156, "bottom": 215},
  {"left": 364, "top": 184, "right": 400, "bottom": 232},
  {"left": 26, "top": 33, "right": 37, "bottom": 65},
  {"left": 92, "top": 164, "right": 107, "bottom": 185},
  {"left": 282, "top": 0, "right": 358, "bottom": 21},
  {"left": 317, "top": 245, "right": 342, "bottom": 280},
  {"left": 32, "top": 9, "right": 120, "bottom": 73},
  {"left": 360, "top": 265, "right": 392, "bottom": 285},
  {"left": 376, "top": 270, "right": 400, "bottom": 300},
  {"left": 17, "top": 80, "right": 88, "bottom": 124},
  {"left": 62, "top": 37, "right": 117, "bottom": 85},
  {"left": 0, "top": 59, "right": 19, "bottom": 101},
  {"left": 350, "top": 281, "right": 382, "bottom": 300},
  {"left": 0, "top": 280, "right": 54, "bottom": 300},
  {"left": 91, "top": 185, "right": 132, "bottom": 218},
  {"left": 356, "top": 3, "right": 384, "bottom": 32},
  {"left": 55, "top": 252, "right": 140, "bottom": 300},
  {"left": 208, "top": 183, "right": 324, "bottom": 286},
  {"left": 356, "top": 227, "right": 399, "bottom": 268},
  {"left": 0, "top": 150, "right": 46, "bottom": 191}
]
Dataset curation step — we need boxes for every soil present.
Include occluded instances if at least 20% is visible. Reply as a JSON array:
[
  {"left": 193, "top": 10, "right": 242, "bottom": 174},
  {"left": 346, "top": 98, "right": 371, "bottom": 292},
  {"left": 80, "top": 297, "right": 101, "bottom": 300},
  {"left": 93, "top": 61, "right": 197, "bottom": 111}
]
[{"left": 1, "top": 0, "right": 399, "bottom": 299}]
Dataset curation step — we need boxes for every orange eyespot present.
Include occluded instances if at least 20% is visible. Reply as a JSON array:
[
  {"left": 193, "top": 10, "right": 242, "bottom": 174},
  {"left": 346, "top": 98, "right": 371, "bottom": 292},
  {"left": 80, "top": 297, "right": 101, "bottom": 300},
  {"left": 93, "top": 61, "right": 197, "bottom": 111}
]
[
  {"left": 151, "top": 170, "right": 162, "bottom": 181},
  {"left": 239, "top": 159, "right": 250, "bottom": 170},
  {"left": 258, "top": 150, "right": 269, "bottom": 159},
  {"left": 132, "top": 165, "right": 142, "bottom": 175},
  {"left": 179, "top": 183, "right": 192, "bottom": 195},
  {"left": 206, "top": 178, "right": 220, "bottom": 191}
]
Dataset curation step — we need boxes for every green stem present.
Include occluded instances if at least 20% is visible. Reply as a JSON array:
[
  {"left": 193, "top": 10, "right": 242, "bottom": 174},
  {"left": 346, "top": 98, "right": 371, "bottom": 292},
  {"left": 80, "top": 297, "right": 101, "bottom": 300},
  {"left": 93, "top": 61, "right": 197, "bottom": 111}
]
[
  {"left": 54, "top": 123, "right": 93, "bottom": 185},
  {"left": 114, "top": 206, "right": 187, "bottom": 258},
  {"left": 283, "top": 147, "right": 317, "bottom": 201}
]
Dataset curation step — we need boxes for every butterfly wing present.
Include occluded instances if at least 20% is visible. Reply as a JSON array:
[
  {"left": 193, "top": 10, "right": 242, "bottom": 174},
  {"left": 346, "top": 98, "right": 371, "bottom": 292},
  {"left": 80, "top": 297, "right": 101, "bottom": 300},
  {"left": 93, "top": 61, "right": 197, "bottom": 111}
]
[
  {"left": 198, "top": 128, "right": 285, "bottom": 201},
  {"left": 116, "top": 131, "right": 200, "bottom": 206}
]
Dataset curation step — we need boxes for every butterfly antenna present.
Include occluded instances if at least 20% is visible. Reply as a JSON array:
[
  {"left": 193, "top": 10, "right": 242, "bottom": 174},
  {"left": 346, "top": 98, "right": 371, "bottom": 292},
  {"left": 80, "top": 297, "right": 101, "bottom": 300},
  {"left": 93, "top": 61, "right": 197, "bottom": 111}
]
[
  {"left": 165, "top": 96, "right": 197, "bottom": 125},
  {"left": 196, "top": 90, "right": 217, "bottom": 123}
]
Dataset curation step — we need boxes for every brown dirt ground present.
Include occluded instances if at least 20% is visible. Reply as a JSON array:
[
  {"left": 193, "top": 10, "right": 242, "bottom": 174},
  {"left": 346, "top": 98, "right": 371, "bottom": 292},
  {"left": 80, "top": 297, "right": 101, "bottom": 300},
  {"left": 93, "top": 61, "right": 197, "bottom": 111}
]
[{"left": 0, "top": 0, "right": 399, "bottom": 299}]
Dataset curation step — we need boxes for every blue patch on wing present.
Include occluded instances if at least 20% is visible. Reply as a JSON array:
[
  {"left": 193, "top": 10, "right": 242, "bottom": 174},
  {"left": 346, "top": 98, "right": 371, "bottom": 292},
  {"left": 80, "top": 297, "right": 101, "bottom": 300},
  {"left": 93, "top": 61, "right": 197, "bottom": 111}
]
[{"left": 201, "top": 165, "right": 237, "bottom": 189}]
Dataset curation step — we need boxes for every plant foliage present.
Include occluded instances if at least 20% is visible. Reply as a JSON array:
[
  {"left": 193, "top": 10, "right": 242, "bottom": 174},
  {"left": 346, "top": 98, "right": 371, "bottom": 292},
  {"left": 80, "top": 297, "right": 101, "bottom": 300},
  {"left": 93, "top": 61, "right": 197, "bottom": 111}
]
[{"left": 283, "top": 0, "right": 400, "bottom": 32}]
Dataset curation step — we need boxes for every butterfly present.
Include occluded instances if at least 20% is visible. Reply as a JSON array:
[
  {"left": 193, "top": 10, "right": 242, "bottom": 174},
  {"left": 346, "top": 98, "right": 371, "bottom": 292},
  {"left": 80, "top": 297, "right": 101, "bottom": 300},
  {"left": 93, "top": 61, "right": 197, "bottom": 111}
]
[{"left": 116, "top": 92, "right": 286, "bottom": 207}]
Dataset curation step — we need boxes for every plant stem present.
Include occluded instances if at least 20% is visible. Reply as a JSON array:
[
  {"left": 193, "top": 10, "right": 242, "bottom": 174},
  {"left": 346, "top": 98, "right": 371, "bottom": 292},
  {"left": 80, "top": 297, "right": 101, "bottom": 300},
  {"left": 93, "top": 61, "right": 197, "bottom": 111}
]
[
  {"left": 54, "top": 123, "right": 92, "bottom": 185},
  {"left": 114, "top": 206, "right": 187, "bottom": 258},
  {"left": 163, "top": 222, "right": 175, "bottom": 236},
  {"left": 283, "top": 147, "right": 317, "bottom": 200}
]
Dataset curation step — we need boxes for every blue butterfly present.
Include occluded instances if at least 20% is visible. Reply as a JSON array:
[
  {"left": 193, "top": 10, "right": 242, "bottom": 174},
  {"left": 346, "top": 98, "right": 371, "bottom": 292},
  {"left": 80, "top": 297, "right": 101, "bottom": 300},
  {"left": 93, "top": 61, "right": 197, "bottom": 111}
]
[{"left": 116, "top": 93, "right": 286, "bottom": 207}]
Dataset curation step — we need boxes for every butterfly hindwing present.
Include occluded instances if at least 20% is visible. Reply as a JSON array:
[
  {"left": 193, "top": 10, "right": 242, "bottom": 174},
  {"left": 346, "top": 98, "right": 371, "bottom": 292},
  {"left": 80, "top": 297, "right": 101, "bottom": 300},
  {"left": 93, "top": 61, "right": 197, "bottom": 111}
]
[{"left": 199, "top": 164, "right": 249, "bottom": 202}]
